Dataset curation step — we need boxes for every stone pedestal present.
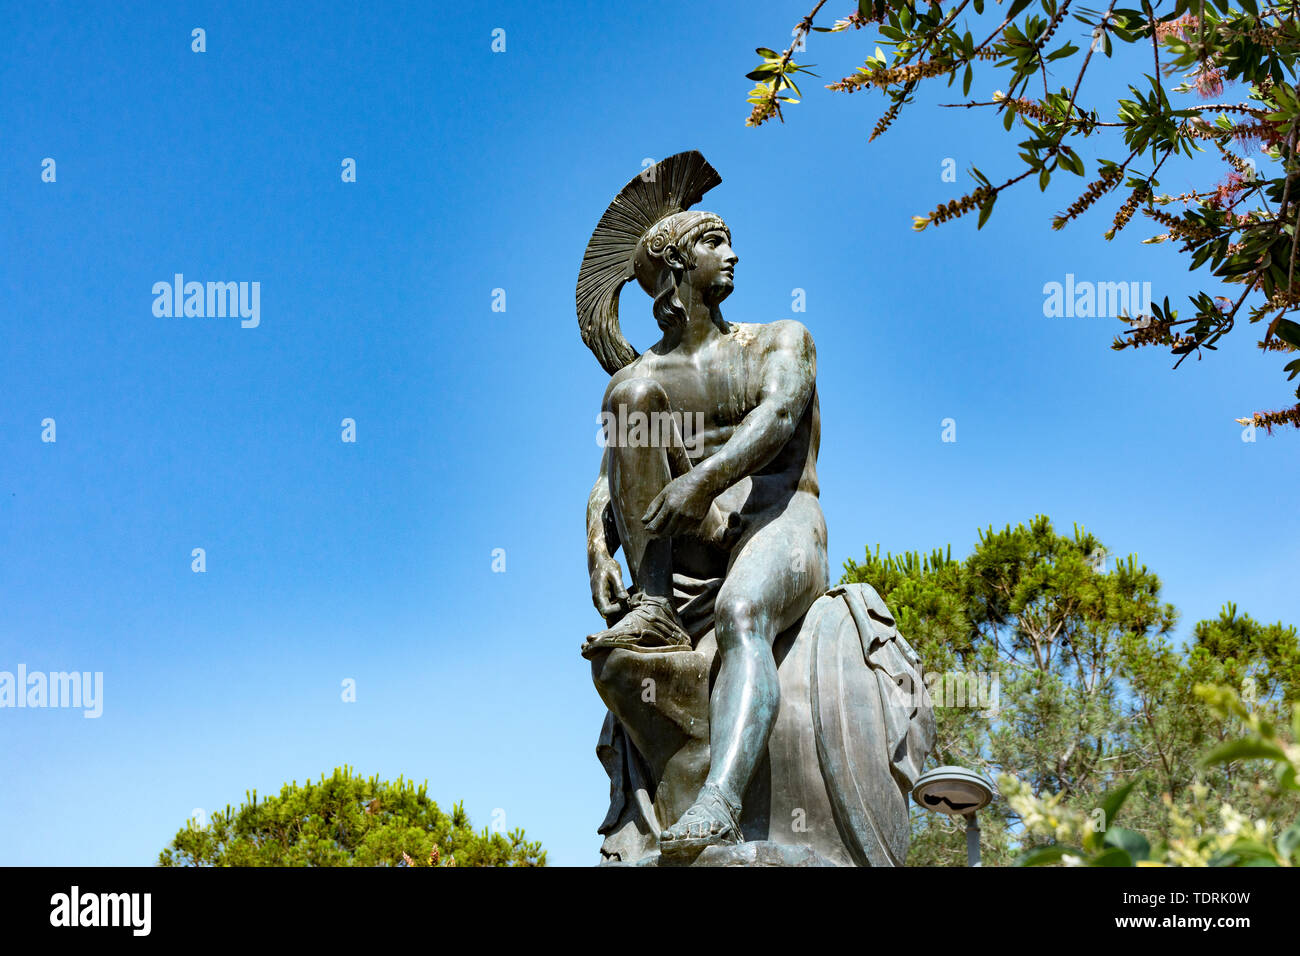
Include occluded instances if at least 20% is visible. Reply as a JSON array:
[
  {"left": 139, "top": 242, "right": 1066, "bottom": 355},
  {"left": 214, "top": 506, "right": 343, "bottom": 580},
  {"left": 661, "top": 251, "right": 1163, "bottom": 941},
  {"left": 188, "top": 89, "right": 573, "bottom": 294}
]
[{"left": 603, "top": 841, "right": 839, "bottom": 867}]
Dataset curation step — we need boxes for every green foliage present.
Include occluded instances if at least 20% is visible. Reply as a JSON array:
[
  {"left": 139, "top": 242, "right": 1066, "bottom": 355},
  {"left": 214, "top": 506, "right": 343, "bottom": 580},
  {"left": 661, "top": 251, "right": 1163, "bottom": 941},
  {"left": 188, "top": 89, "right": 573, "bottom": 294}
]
[
  {"left": 158, "top": 766, "right": 545, "bottom": 867},
  {"left": 747, "top": 0, "right": 1300, "bottom": 429},
  {"left": 841, "top": 515, "right": 1299, "bottom": 865},
  {"left": 1007, "top": 685, "right": 1300, "bottom": 864},
  {"left": 745, "top": 45, "right": 820, "bottom": 118}
]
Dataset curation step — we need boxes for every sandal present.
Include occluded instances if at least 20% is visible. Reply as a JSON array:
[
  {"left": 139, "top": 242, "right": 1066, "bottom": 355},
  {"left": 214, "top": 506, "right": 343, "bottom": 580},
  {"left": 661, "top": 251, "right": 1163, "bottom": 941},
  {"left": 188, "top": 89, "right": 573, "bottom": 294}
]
[
  {"left": 659, "top": 784, "right": 743, "bottom": 858},
  {"left": 581, "top": 593, "right": 691, "bottom": 658}
]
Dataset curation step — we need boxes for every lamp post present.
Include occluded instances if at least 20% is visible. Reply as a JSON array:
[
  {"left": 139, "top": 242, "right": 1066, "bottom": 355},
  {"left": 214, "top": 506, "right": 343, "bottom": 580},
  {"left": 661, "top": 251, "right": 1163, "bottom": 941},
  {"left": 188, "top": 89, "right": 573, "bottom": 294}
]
[{"left": 912, "top": 766, "right": 997, "bottom": 866}]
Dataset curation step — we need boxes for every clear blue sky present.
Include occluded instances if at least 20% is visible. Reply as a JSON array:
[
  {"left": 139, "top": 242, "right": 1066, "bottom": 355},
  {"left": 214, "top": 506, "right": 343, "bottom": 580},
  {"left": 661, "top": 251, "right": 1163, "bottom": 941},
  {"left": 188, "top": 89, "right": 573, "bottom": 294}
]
[{"left": 2, "top": 0, "right": 1297, "bottom": 867}]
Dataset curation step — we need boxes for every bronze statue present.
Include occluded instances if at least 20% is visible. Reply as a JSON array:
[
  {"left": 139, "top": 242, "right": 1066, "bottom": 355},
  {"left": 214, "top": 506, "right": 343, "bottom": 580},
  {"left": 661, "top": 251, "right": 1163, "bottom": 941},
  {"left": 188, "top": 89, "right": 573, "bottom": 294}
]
[{"left": 577, "top": 152, "right": 934, "bottom": 866}]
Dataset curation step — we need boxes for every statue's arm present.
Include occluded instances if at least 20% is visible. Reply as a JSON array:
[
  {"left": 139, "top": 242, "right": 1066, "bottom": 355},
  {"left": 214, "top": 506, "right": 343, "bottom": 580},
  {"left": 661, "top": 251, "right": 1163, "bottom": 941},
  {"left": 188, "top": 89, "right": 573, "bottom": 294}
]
[
  {"left": 587, "top": 449, "right": 629, "bottom": 621},
  {"left": 587, "top": 449, "right": 619, "bottom": 565},
  {"left": 692, "top": 320, "right": 816, "bottom": 497},
  {"left": 588, "top": 365, "right": 637, "bottom": 567}
]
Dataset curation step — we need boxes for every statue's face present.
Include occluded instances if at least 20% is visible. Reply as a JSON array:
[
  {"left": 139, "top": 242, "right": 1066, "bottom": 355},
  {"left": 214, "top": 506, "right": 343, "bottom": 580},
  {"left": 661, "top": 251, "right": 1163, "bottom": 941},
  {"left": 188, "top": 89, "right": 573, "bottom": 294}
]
[{"left": 684, "top": 227, "right": 738, "bottom": 305}]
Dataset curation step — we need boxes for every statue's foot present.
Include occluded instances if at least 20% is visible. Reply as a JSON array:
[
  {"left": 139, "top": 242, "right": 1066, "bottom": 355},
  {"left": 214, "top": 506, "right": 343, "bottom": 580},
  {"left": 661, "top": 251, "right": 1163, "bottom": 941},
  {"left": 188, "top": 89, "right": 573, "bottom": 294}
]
[
  {"left": 581, "top": 593, "right": 691, "bottom": 659},
  {"left": 658, "top": 784, "right": 743, "bottom": 861}
]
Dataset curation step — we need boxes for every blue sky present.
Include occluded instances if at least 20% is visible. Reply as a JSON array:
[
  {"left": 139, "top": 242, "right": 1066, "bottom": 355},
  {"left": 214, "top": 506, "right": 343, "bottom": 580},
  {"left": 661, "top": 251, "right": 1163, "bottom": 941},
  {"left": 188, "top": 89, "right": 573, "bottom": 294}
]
[{"left": 2, "top": 0, "right": 1297, "bottom": 867}]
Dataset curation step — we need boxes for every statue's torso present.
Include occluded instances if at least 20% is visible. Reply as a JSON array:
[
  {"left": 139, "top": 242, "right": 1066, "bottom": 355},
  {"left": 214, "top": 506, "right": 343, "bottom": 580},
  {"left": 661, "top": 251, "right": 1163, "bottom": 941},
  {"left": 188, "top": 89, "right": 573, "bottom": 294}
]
[{"left": 615, "top": 320, "right": 820, "bottom": 509}]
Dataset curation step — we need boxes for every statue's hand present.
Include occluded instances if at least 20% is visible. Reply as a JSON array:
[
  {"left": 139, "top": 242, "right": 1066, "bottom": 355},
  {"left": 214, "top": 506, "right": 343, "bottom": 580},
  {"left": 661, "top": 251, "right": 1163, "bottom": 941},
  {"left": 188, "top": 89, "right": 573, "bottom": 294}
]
[
  {"left": 590, "top": 554, "right": 630, "bottom": 622},
  {"left": 643, "top": 473, "right": 713, "bottom": 538}
]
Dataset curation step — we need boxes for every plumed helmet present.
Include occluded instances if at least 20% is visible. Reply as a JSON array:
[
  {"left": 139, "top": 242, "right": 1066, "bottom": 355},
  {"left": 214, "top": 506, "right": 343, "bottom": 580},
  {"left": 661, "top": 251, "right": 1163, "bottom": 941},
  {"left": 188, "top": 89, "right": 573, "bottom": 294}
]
[{"left": 575, "top": 151, "right": 724, "bottom": 375}]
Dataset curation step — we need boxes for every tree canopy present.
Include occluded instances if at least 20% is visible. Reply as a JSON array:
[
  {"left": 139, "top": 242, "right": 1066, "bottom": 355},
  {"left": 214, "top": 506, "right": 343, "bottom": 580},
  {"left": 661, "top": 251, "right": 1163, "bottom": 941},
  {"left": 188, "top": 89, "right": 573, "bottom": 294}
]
[
  {"left": 841, "top": 515, "right": 1299, "bottom": 864},
  {"left": 747, "top": 0, "right": 1300, "bottom": 431},
  {"left": 158, "top": 766, "right": 545, "bottom": 867}
]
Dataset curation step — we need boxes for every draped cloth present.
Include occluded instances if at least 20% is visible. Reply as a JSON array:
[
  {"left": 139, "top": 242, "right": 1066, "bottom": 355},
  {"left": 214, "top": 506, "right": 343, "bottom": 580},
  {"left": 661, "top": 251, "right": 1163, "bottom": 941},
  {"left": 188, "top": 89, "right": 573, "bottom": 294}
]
[
  {"left": 595, "top": 570, "right": 722, "bottom": 854},
  {"left": 591, "top": 582, "right": 936, "bottom": 865}
]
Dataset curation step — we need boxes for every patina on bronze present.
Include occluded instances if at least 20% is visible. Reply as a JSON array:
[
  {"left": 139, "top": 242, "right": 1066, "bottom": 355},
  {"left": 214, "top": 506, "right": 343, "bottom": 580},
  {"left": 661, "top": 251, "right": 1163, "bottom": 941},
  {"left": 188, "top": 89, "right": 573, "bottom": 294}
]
[{"left": 577, "top": 152, "right": 935, "bottom": 866}]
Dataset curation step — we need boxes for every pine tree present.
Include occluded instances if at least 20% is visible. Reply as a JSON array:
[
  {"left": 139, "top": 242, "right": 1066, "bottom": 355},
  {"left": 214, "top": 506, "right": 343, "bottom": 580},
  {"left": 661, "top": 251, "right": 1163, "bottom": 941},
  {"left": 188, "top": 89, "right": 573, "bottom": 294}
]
[
  {"left": 842, "top": 515, "right": 1299, "bottom": 865},
  {"left": 158, "top": 766, "right": 545, "bottom": 867}
]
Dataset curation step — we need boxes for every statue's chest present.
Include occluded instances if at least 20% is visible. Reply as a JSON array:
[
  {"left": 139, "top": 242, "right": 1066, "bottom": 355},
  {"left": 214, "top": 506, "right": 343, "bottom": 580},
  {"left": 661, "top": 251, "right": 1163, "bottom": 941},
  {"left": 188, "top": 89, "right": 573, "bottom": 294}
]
[{"left": 651, "top": 356, "right": 754, "bottom": 426}]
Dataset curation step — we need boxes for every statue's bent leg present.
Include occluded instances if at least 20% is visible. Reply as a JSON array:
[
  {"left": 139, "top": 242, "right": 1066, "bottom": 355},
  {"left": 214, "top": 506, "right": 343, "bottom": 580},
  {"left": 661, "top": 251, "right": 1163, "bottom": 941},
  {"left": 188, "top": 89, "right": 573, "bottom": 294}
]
[
  {"left": 660, "top": 494, "right": 828, "bottom": 853},
  {"left": 604, "top": 376, "right": 677, "bottom": 593},
  {"left": 582, "top": 378, "right": 693, "bottom": 657},
  {"left": 602, "top": 377, "right": 738, "bottom": 593}
]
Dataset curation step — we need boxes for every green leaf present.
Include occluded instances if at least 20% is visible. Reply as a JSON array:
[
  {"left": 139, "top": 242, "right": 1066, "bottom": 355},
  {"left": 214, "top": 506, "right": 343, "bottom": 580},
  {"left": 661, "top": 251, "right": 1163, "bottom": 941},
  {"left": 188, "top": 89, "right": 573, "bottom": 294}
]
[
  {"left": 755, "top": 47, "right": 779, "bottom": 59},
  {"left": 1099, "top": 779, "right": 1139, "bottom": 831},
  {"left": 1089, "top": 846, "right": 1136, "bottom": 866},
  {"left": 1275, "top": 318, "right": 1300, "bottom": 349},
  {"left": 1277, "top": 822, "right": 1300, "bottom": 862},
  {"left": 1104, "top": 826, "right": 1151, "bottom": 862},
  {"left": 1213, "top": 837, "right": 1280, "bottom": 866},
  {"left": 1018, "top": 843, "right": 1083, "bottom": 866},
  {"left": 1200, "top": 737, "right": 1289, "bottom": 768}
]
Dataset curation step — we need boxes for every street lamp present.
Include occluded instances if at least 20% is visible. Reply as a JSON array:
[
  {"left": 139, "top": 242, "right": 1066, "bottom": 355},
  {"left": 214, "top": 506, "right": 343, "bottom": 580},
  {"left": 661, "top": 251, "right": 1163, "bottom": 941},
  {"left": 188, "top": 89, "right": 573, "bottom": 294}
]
[{"left": 912, "top": 766, "right": 997, "bottom": 866}]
